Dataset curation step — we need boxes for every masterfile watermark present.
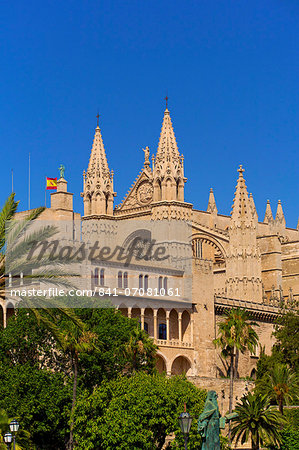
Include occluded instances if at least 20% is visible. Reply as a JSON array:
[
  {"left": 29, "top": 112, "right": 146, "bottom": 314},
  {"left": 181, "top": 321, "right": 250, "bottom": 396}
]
[
  {"left": 5, "top": 218, "right": 193, "bottom": 308},
  {"left": 26, "top": 237, "right": 169, "bottom": 266}
]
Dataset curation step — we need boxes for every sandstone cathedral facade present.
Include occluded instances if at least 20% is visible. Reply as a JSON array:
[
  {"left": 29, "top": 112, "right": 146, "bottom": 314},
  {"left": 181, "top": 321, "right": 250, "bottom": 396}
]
[{"left": 8, "top": 105, "right": 299, "bottom": 411}]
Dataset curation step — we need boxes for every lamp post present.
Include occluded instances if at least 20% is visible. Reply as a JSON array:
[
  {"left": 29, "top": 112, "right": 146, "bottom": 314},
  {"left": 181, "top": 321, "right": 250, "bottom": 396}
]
[
  {"left": 3, "top": 432, "right": 12, "bottom": 449},
  {"left": 9, "top": 420, "right": 19, "bottom": 450},
  {"left": 178, "top": 403, "right": 192, "bottom": 450}
]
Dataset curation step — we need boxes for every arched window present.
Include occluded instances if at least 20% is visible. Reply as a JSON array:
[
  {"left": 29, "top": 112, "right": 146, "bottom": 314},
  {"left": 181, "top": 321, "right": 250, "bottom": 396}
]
[
  {"left": 163, "top": 277, "right": 168, "bottom": 291},
  {"left": 144, "top": 274, "right": 149, "bottom": 292},
  {"left": 139, "top": 274, "right": 143, "bottom": 289},
  {"left": 159, "top": 323, "right": 167, "bottom": 340},
  {"left": 94, "top": 268, "right": 99, "bottom": 285},
  {"left": 118, "top": 271, "right": 123, "bottom": 288},
  {"left": 100, "top": 269, "right": 105, "bottom": 286},
  {"left": 192, "top": 239, "right": 203, "bottom": 258},
  {"left": 158, "top": 276, "right": 163, "bottom": 291},
  {"left": 124, "top": 272, "right": 128, "bottom": 288},
  {"left": 144, "top": 322, "right": 149, "bottom": 333}
]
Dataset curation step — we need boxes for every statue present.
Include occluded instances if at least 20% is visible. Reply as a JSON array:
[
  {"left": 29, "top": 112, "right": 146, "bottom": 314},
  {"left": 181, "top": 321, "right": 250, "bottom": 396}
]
[
  {"left": 59, "top": 164, "right": 65, "bottom": 179},
  {"left": 198, "top": 390, "right": 237, "bottom": 449},
  {"left": 143, "top": 147, "right": 150, "bottom": 165}
]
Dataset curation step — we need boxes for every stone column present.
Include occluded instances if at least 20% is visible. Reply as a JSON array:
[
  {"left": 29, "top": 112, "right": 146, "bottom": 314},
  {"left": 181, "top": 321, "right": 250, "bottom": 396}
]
[
  {"left": 166, "top": 310, "right": 170, "bottom": 341},
  {"left": 178, "top": 311, "right": 182, "bottom": 342},
  {"left": 191, "top": 313, "right": 194, "bottom": 345},
  {"left": 3, "top": 307, "right": 7, "bottom": 328},
  {"left": 154, "top": 309, "right": 158, "bottom": 340},
  {"left": 141, "top": 308, "right": 145, "bottom": 330},
  {"left": 128, "top": 307, "right": 132, "bottom": 319}
]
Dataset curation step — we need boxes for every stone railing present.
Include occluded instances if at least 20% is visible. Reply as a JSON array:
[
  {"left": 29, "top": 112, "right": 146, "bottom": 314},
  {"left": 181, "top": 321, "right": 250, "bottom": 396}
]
[
  {"left": 155, "top": 339, "right": 193, "bottom": 348},
  {"left": 214, "top": 295, "right": 280, "bottom": 322}
]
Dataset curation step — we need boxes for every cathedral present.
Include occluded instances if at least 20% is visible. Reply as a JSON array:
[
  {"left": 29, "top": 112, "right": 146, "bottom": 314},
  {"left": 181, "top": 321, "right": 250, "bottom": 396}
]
[{"left": 8, "top": 105, "right": 299, "bottom": 411}]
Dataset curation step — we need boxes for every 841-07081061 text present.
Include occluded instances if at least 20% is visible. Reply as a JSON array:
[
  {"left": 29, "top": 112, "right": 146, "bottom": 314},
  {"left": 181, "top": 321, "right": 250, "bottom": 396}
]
[{"left": 94, "top": 287, "right": 181, "bottom": 297}]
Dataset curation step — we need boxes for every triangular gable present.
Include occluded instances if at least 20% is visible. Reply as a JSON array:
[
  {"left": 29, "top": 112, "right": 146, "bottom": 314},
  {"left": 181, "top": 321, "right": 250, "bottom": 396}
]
[{"left": 115, "top": 168, "right": 153, "bottom": 212}]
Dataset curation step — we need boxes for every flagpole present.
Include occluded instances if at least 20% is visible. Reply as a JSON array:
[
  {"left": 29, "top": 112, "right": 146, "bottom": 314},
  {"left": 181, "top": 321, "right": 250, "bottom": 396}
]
[
  {"left": 11, "top": 169, "right": 13, "bottom": 193},
  {"left": 28, "top": 152, "right": 31, "bottom": 210},
  {"left": 45, "top": 176, "right": 47, "bottom": 207}
]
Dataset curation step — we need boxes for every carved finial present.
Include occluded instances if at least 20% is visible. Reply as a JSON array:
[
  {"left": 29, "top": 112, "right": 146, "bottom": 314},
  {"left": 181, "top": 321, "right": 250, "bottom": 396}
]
[
  {"left": 275, "top": 199, "right": 286, "bottom": 227},
  {"left": 96, "top": 112, "right": 100, "bottom": 127},
  {"left": 264, "top": 200, "right": 274, "bottom": 224},
  {"left": 238, "top": 165, "right": 245, "bottom": 176},
  {"left": 207, "top": 188, "right": 217, "bottom": 214}
]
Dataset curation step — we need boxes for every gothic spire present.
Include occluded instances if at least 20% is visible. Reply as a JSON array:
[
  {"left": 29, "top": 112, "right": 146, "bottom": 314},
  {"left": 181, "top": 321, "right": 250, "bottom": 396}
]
[
  {"left": 82, "top": 117, "right": 115, "bottom": 216},
  {"left": 275, "top": 200, "right": 286, "bottom": 227},
  {"left": 153, "top": 106, "right": 185, "bottom": 202},
  {"left": 231, "top": 165, "right": 253, "bottom": 224},
  {"left": 87, "top": 123, "right": 110, "bottom": 178},
  {"left": 249, "top": 193, "right": 258, "bottom": 221},
  {"left": 264, "top": 200, "right": 274, "bottom": 224},
  {"left": 156, "top": 107, "right": 180, "bottom": 162},
  {"left": 207, "top": 188, "right": 217, "bottom": 214}
]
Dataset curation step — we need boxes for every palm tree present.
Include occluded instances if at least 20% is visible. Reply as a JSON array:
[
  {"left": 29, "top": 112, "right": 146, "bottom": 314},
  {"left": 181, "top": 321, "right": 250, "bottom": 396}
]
[
  {"left": 213, "top": 308, "right": 259, "bottom": 414},
  {"left": 255, "top": 363, "right": 299, "bottom": 414},
  {"left": 230, "top": 392, "right": 285, "bottom": 450},
  {"left": 0, "top": 194, "right": 88, "bottom": 447},
  {"left": 122, "top": 327, "right": 157, "bottom": 374},
  {"left": 60, "top": 320, "right": 97, "bottom": 450},
  {"left": 0, "top": 193, "right": 82, "bottom": 332}
]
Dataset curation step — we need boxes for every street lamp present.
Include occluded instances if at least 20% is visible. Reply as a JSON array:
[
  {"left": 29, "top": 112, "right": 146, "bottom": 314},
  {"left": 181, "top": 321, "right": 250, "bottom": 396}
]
[
  {"left": 3, "top": 432, "right": 12, "bottom": 449},
  {"left": 9, "top": 420, "right": 19, "bottom": 450},
  {"left": 178, "top": 404, "right": 192, "bottom": 450}
]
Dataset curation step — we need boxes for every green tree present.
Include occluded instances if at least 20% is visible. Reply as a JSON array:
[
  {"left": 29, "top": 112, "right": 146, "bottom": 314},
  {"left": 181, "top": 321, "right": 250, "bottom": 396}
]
[
  {"left": 273, "top": 310, "right": 299, "bottom": 372},
  {"left": 76, "top": 308, "right": 157, "bottom": 389},
  {"left": 230, "top": 392, "right": 285, "bottom": 450},
  {"left": 59, "top": 319, "right": 97, "bottom": 450},
  {"left": 0, "top": 409, "right": 32, "bottom": 449},
  {"left": 255, "top": 363, "right": 299, "bottom": 414},
  {"left": 74, "top": 372, "right": 206, "bottom": 450},
  {"left": 0, "top": 364, "right": 72, "bottom": 449},
  {"left": 213, "top": 308, "right": 259, "bottom": 413},
  {"left": 0, "top": 306, "right": 159, "bottom": 448}
]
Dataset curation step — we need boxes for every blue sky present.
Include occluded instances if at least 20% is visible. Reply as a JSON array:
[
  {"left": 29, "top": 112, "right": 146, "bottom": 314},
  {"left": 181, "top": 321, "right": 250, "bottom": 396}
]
[{"left": 1, "top": 0, "right": 298, "bottom": 227}]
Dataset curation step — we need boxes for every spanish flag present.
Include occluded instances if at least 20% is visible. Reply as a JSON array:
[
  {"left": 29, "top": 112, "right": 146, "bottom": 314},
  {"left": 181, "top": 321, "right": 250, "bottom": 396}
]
[{"left": 46, "top": 177, "right": 57, "bottom": 190}]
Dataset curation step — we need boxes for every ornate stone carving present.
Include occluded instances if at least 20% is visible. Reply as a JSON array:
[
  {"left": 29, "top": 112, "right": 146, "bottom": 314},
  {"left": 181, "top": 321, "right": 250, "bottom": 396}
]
[{"left": 137, "top": 181, "right": 153, "bottom": 205}]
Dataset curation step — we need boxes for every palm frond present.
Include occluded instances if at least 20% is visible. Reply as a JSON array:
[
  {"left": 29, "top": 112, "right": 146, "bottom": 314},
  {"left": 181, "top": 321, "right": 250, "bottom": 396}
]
[{"left": 0, "top": 193, "right": 19, "bottom": 251}]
